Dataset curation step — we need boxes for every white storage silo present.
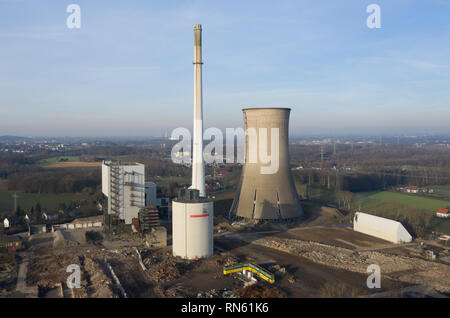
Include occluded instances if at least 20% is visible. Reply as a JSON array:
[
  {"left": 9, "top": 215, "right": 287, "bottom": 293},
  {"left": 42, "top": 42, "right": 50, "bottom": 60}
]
[{"left": 172, "top": 191, "right": 213, "bottom": 259}]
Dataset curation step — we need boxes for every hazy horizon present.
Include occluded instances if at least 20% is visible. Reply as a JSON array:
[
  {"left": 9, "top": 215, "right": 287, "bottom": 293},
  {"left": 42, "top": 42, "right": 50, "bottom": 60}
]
[
  {"left": 2, "top": 132, "right": 450, "bottom": 141},
  {"left": 1, "top": 1, "right": 450, "bottom": 136}
]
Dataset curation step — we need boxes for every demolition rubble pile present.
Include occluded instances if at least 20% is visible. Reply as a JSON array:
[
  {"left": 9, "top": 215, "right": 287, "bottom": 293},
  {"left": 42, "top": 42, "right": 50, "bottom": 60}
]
[
  {"left": 143, "top": 251, "right": 190, "bottom": 282},
  {"left": 234, "top": 284, "right": 286, "bottom": 298},
  {"left": 74, "top": 257, "right": 115, "bottom": 298},
  {"left": 253, "top": 237, "right": 450, "bottom": 293},
  {"left": 0, "top": 254, "right": 17, "bottom": 296},
  {"left": 197, "top": 288, "right": 238, "bottom": 298},
  {"left": 26, "top": 248, "right": 115, "bottom": 298},
  {"left": 214, "top": 254, "right": 239, "bottom": 267}
]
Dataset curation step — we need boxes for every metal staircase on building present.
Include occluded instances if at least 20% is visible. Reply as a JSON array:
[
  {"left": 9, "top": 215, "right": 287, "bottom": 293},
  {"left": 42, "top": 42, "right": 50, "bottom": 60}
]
[
  {"left": 110, "top": 165, "right": 125, "bottom": 220},
  {"left": 124, "top": 171, "right": 145, "bottom": 208}
]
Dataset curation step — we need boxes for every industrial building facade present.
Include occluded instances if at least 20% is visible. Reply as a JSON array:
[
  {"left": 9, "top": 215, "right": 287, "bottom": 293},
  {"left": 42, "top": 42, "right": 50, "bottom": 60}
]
[
  {"left": 145, "top": 182, "right": 169, "bottom": 214},
  {"left": 102, "top": 161, "right": 145, "bottom": 225},
  {"left": 353, "top": 212, "right": 412, "bottom": 244}
]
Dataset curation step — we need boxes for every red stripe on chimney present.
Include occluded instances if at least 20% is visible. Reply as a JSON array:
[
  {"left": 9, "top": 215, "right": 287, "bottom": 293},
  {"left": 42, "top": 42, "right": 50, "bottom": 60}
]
[{"left": 190, "top": 214, "right": 209, "bottom": 218}]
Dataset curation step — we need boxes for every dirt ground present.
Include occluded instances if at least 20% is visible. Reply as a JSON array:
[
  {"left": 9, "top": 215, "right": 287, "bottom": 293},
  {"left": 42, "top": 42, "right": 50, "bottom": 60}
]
[
  {"left": 217, "top": 221, "right": 450, "bottom": 295},
  {"left": 138, "top": 247, "right": 240, "bottom": 297},
  {"left": 2, "top": 200, "right": 448, "bottom": 298},
  {"left": 15, "top": 228, "right": 249, "bottom": 298},
  {"left": 0, "top": 253, "right": 19, "bottom": 296},
  {"left": 26, "top": 246, "right": 115, "bottom": 297},
  {"left": 301, "top": 201, "right": 345, "bottom": 226},
  {"left": 212, "top": 201, "right": 449, "bottom": 297},
  {"left": 215, "top": 235, "right": 406, "bottom": 297},
  {"left": 276, "top": 226, "right": 390, "bottom": 249}
]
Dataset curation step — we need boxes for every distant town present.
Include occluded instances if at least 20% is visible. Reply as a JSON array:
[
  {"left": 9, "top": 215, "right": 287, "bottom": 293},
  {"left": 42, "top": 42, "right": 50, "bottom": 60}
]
[{"left": 1, "top": 133, "right": 450, "bottom": 155}]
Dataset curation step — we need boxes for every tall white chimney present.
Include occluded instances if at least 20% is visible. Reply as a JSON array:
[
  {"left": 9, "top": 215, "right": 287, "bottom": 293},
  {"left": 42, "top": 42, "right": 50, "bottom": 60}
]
[
  {"left": 191, "top": 24, "right": 206, "bottom": 197},
  {"left": 172, "top": 24, "right": 214, "bottom": 260}
]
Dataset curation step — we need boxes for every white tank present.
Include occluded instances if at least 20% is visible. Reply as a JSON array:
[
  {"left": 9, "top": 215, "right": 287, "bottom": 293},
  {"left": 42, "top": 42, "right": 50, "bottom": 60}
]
[{"left": 172, "top": 198, "right": 213, "bottom": 259}]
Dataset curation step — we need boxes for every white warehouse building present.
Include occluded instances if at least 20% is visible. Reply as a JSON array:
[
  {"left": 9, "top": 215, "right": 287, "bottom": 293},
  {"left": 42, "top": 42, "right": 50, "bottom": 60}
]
[
  {"left": 102, "top": 161, "right": 145, "bottom": 225},
  {"left": 353, "top": 212, "right": 412, "bottom": 244}
]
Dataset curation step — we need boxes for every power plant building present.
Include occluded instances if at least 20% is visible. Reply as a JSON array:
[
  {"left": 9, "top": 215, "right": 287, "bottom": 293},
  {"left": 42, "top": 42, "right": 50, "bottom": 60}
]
[
  {"left": 230, "top": 108, "right": 303, "bottom": 220},
  {"left": 145, "top": 182, "right": 169, "bottom": 213},
  {"left": 102, "top": 161, "right": 145, "bottom": 225},
  {"left": 353, "top": 212, "right": 412, "bottom": 244}
]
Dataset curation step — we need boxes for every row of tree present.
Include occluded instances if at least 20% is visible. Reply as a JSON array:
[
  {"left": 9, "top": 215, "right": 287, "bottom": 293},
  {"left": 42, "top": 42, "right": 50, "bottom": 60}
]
[
  {"left": 7, "top": 168, "right": 100, "bottom": 194},
  {"left": 293, "top": 168, "right": 449, "bottom": 193}
]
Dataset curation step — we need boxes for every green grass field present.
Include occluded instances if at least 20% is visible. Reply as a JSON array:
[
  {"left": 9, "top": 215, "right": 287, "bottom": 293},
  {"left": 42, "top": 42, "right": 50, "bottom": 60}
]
[
  {"left": 364, "top": 191, "right": 449, "bottom": 212},
  {"left": 37, "top": 156, "right": 81, "bottom": 164},
  {"left": 0, "top": 191, "right": 92, "bottom": 217},
  {"left": 294, "top": 181, "right": 450, "bottom": 235},
  {"left": 294, "top": 180, "right": 449, "bottom": 212},
  {"left": 431, "top": 185, "right": 450, "bottom": 200}
]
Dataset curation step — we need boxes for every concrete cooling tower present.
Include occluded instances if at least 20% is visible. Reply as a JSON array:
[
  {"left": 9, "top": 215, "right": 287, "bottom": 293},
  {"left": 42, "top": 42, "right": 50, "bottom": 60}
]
[{"left": 230, "top": 108, "right": 303, "bottom": 220}]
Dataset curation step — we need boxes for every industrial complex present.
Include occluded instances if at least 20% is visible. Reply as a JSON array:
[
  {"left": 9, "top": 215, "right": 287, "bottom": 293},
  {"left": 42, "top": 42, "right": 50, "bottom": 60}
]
[
  {"left": 102, "top": 161, "right": 145, "bottom": 225},
  {"left": 0, "top": 24, "right": 449, "bottom": 300}
]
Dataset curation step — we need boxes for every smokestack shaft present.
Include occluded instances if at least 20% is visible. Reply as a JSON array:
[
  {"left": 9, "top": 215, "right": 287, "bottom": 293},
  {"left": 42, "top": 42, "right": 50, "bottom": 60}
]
[{"left": 191, "top": 24, "right": 206, "bottom": 196}]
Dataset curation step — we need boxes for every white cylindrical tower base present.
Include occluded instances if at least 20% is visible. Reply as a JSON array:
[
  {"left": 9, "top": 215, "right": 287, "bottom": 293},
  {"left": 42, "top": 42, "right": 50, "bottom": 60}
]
[{"left": 172, "top": 200, "right": 214, "bottom": 259}]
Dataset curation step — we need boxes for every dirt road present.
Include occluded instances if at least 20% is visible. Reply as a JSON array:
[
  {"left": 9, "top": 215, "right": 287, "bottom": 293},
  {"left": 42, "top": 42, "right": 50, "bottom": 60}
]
[{"left": 15, "top": 253, "right": 38, "bottom": 297}]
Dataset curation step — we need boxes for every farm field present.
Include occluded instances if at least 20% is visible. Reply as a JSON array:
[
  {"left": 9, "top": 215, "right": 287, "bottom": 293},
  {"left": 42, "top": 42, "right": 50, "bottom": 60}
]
[
  {"left": 294, "top": 182, "right": 449, "bottom": 214},
  {"left": 364, "top": 191, "right": 449, "bottom": 212},
  {"left": 0, "top": 191, "right": 93, "bottom": 216},
  {"left": 37, "top": 156, "right": 81, "bottom": 164},
  {"left": 43, "top": 161, "right": 101, "bottom": 168},
  {"left": 431, "top": 185, "right": 450, "bottom": 200}
]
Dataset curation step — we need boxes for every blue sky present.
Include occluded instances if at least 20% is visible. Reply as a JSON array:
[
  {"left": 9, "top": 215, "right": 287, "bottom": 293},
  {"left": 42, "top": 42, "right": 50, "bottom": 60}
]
[{"left": 0, "top": 0, "right": 449, "bottom": 136}]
